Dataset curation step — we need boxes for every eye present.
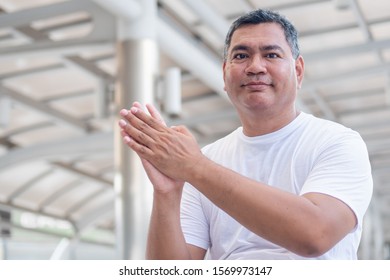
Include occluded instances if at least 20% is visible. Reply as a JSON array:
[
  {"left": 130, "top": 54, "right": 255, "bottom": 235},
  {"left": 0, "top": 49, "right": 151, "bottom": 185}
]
[
  {"left": 232, "top": 53, "right": 248, "bottom": 60},
  {"left": 265, "top": 53, "right": 280, "bottom": 59}
]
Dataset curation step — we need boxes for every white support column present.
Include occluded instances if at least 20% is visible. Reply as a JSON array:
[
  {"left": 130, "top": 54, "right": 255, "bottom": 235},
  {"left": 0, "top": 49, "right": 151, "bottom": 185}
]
[
  {"left": 385, "top": 70, "right": 390, "bottom": 106},
  {"left": 109, "top": 0, "right": 158, "bottom": 260},
  {"left": 0, "top": 240, "right": 4, "bottom": 260},
  {"left": 371, "top": 195, "right": 385, "bottom": 259},
  {"left": 359, "top": 202, "right": 372, "bottom": 259},
  {"left": 359, "top": 191, "right": 385, "bottom": 259}
]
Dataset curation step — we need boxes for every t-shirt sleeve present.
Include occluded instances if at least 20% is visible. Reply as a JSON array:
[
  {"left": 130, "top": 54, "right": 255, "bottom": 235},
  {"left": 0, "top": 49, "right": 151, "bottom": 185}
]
[
  {"left": 180, "top": 183, "right": 210, "bottom": 250},
  {"left": 300, "top": 130, "right": 373, "bottom": 229}
]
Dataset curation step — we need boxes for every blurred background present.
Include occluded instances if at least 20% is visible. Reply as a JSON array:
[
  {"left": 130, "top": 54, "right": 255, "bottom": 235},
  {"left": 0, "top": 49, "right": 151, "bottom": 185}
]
[{"left": 0, "top": 0, "right": 389, "bottom": 260}]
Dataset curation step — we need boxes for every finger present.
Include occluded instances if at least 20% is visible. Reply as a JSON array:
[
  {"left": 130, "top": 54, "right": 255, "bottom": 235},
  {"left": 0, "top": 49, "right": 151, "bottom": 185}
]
[
  {"left": 132, "top": 101, "right": 166, "bottom": 126},
  {"left": 120, "top": 128, "right": 127, "bottom": 137},
  {"left": 118, "top": 116, "right": 156, "bottom": 148},
  {"left": 123, "top": 132, "right": 154, "bottom": 160},
  {"left": 120, "top": 128, "right": 146, "bottom": 147},
  {"left": 120, "top": 127, "right": 154, "bottom": 163},
  {"left": 128, "top": 106, "right": 167, "bottom": 133},
  {"left": 145, "top": 103, "right": 166, "bottom": 126},
  {"left": 133, "top": 101, "right": 145, "bottom": 111},
  {"left": 120, "top": 128, "right": 132, "bottom": 141}
]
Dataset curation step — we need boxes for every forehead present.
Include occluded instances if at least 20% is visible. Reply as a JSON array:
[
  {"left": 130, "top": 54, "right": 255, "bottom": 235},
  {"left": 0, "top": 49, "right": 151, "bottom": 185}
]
[{"left": 230, "top": 23, "right": 289, "bottom": 51}]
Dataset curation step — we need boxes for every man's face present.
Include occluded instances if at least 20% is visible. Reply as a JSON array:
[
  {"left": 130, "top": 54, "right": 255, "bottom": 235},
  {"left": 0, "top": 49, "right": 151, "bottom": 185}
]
[{"left": 223, "top": 23, "right": 304, "bottom": 115}]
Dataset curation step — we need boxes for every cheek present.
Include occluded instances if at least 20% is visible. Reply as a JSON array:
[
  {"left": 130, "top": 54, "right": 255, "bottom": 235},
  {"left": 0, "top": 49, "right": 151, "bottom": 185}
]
[
  {"left": 223, "top": 69, "right": 234, "bottom": 90},
  {"left": 275, "top": 67, "right": 297, "bottom": 89},
  {"left": 224, "top": 65, "right": 241, "bottom": 84}
]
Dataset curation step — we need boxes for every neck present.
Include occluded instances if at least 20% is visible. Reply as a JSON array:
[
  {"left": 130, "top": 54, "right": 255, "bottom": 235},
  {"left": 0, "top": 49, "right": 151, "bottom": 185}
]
[{"left": 239, "top": 107, "right": 300, "bottom": 137}]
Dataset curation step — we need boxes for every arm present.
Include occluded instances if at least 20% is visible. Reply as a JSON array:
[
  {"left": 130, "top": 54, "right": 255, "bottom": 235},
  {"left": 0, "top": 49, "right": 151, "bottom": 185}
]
[
  {"left": 147, "top": 189, "right": 206, "bottom": 259},
  {"left": 120, "top": 106, "right": 356, "bottom": 257},
  {"left": 186, "top": 158, "right": 356, "bottom": 257},
  {"left": 119, "top": 103, "right": 205, "bottom": 260}
]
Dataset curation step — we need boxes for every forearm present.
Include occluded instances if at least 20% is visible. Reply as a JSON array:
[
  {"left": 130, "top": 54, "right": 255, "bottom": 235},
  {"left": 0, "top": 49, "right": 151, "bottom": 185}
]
[
  {"left": 186, "top": 157, "right": 343, "bottom": 257},
  {"left": 146, "top": 191, "right": 192, "bottom": 260}
]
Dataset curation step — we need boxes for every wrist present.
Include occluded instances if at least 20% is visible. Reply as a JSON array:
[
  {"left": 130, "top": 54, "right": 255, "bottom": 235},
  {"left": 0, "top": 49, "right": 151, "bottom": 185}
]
[
  {"left": 186, "top": 155, "right": 212, "bottom": 184},
  {"left": 153, "top": 187, "right": 183, "bottom": 206}
]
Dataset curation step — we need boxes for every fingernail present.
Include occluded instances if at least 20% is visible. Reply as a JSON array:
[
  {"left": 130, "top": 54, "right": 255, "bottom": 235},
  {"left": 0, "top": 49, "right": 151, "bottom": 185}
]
[
  {"left": 130, "top": 107, "right": 138, "bottom": 114},
  {"left": 119, "top": 109, "right": 128, "bottom": 116},
  {"left": 123, "top": 136, "right": 131, "bottom": 143},
  {"left": 118, "top": 119, "right": 127, "bottom": 127}
]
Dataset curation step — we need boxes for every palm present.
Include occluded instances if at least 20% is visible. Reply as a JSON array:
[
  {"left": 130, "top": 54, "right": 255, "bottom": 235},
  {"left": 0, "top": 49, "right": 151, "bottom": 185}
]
[
  {"left": 141, "top": 158, "right": 184, "bottom": 193},
  {"left": 123, "top": 102, "right": 184, "bottom": 192}
]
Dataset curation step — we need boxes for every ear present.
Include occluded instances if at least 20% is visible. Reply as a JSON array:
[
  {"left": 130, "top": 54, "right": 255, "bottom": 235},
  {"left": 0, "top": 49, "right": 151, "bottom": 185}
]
[
  {"left": 222, "top": 61, "right": 227, "bottom": 92},
  {"left": 295, "top": 55, "right": 305, "bottom": 89}
]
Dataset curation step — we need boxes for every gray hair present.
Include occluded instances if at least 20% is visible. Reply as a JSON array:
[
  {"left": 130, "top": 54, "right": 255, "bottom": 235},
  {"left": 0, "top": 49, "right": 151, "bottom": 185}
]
[{"left": 223, "top": 9, "right": 300, "bottom": 61}]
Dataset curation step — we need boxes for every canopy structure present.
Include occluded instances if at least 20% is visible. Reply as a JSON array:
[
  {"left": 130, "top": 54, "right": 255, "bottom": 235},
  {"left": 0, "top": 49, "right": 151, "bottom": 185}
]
[{"left": 0, "top": 0, "right": 389, "bottom": 260}]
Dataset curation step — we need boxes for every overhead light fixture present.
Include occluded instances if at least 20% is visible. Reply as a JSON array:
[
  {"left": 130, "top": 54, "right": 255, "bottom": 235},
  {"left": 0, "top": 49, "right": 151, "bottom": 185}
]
[{"left": 163, "top": 67, "right": 182, "bottom": 117}]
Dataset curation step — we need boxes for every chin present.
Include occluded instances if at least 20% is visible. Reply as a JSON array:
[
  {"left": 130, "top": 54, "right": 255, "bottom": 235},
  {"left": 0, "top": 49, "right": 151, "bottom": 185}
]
[{"left": 244, "top": 96, "right": 274, "bottom": 109}]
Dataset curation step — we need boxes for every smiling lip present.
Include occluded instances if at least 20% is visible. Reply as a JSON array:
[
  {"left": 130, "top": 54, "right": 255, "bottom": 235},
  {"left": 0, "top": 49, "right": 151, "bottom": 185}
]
[{"left": 242, "top": 81, "right": 272, "bottom": 90}]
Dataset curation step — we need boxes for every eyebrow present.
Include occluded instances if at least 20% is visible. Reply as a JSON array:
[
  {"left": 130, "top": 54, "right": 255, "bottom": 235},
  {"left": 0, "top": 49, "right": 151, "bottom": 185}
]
[
  {"left": 261, "top": 44, "right": 285, "bottom": 54},
  {"left": 230, "top": 44, "right": 286, "bottom": 55}
]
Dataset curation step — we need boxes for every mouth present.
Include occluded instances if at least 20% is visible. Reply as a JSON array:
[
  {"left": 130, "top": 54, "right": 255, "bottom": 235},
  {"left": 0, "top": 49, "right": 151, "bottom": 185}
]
[
  {"left": 241, "top": 81, "right": 272, "bottom": 90},
  {"left": 244, "top": 81, "right": 270, "bottom": 86}
]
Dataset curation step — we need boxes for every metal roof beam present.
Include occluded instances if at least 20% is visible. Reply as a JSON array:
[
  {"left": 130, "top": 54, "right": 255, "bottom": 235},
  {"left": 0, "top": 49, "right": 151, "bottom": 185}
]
[
  {"left": 0, "top": 1, "right": 116, "bottom": 60},
  {"left": 64, "top": 188, "right": 108, "bottom": 219},
  {"left": 63, "top": 55, "right": 114, "bottom": 83},
  {"left": 16, "top": 25, "right": 50, "bottom": 41},
  {"left": 0, "top": 85, "right": 92, "bottom": 132},
  {"left": 91, "top": 0, "right": 142, "bottom": 21},
  {"left": 303, "top": 38, "right": 390, "bottom": 62},
  {"left": 312, "top": 92, "right": 337, "bottom": 120},
  {"left": 0, "top": 38, "right": 114, "bottom": 59},
  {"left": 157, "top": 12, "right": 225, "bottom": 97},
  {"left": 0, "top": 131, "right": 112, "bottom": 170},
  {"left": 51, "top": 161, "right": 113, "bottom": 186},
  {"left": 0, "top": 63, "right": 64, "bottom": 80},
  {"left": 303, "top": 62, "right": 390, "bottom": 90},
  {"left": 182, "top": 0, "right": 230, "bottom": 40},
  {"left": 0, "top": 0, "right": 93, "bottom": 28},
  {"left": 37, "top": 180, "right": 82, "bottom": 211},
  {"left": 6, "top": 169, "right": 54, "bottom": 203}
]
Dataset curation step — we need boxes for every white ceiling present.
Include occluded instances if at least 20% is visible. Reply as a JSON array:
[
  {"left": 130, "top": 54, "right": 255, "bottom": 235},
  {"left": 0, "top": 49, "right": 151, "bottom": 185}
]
[{"left": 0, "top": 0, "right": 389, "bottom": 259}]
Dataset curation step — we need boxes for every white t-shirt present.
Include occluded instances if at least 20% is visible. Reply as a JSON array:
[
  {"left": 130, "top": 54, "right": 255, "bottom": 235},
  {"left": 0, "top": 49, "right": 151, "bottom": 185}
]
[{"left": 180, "top": 112, "right": 373, "bottom": 259}]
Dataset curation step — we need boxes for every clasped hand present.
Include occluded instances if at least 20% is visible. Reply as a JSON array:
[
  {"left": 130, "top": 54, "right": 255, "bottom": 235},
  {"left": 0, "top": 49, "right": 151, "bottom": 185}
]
[{"left": 118, "top": 103, "right": 204, "bottom": 183}]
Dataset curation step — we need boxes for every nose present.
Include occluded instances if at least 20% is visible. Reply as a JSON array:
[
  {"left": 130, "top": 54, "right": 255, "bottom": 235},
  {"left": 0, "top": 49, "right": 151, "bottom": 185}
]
[{"left": 245, "top": 55, "right": 267, "bottom": 75}]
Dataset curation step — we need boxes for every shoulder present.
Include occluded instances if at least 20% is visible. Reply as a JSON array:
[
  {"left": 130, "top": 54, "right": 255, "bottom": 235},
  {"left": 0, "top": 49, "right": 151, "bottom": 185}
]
[
  {"left": 299, "top": 113, "right": 363, "bottom": 145},
  {"left": 300, "top": 112, "right": 351, "bottom": 132},
  {"left": 289, "top": 113, "right": 370, "bottom": 173}
]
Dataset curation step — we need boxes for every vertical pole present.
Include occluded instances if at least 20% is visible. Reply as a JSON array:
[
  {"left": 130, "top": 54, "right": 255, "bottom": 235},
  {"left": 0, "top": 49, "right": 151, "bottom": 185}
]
[
  {"left": 0, "top": 95, "right": 11, "bottom": 128},
  {"left": 359, "top": 203, "right": 372, "bottom": 259},
  {"left": 164, "top": 67, "right": 182, "bottom": 117},
  {"left": 385, "top": 70, "right": 390, "bottom": 106},
  {"left": 371, "top": 195, "right": 384, "bottom": 259},
  {"left": 114, "top": 0, "right": 158, "bottom": 259}
]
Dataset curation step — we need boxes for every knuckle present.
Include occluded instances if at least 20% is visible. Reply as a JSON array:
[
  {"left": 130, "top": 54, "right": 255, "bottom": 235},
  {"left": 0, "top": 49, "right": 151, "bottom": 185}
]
[
  {"left": 138, "top": 122, "right": 148, "bottom": 131},
  {"left": 139, "top": 145, "right": 147, "bottom": 155},
  {"left": 137, "top": 131, "right": 146, "bottom": 141}
]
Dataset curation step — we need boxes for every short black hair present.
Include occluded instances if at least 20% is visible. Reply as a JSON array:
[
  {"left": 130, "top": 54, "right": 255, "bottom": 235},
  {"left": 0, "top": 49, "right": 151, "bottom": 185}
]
[{"left": 223, "top": 9, "right": 300, "bottom": 61}]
